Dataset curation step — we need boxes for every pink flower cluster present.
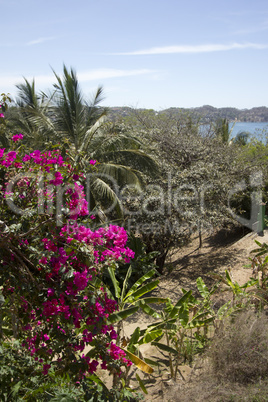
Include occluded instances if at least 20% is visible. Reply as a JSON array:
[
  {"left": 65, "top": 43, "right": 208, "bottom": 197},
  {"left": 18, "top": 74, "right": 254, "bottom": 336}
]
[
  {"left": 0, "top": 149, "right": 17, "bottom": 167},
  {"left": 61, "top": 224, "right": 135, "bottom": 264},
  {"left": 21, "top": 217, "right": 133, "bottom": 375},
  {"left": 1, "top": 145, "right": 134, "bottom": 377},
  {"left": 12, "top": 133, "right": 24, "bottom": 142},
  {"left": 22, "top": 149, "right": 65, "bottom": 170}
]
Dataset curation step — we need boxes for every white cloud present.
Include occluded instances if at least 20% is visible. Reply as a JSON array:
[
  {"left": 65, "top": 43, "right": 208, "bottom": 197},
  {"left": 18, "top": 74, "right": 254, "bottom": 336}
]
[
  {"left": 26, "top": 37, "right": 55, "bottom": 46},
  {"left": 77, "top": 68, "right": 157, "bottom": 81},
  {"left": 113, "top": 43, "right": 268, "bottom": 55}
]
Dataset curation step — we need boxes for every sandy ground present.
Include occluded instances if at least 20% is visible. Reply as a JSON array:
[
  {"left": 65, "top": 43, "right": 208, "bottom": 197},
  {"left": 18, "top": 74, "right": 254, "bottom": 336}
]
[{"left": 120, "top": 228, "right": 268, "bottom": 401}]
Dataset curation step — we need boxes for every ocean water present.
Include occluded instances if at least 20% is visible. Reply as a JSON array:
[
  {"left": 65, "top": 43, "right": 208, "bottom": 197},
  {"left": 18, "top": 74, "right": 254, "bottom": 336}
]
[{"left": 229, "top": 121, "right": 268, "bottom": 141}]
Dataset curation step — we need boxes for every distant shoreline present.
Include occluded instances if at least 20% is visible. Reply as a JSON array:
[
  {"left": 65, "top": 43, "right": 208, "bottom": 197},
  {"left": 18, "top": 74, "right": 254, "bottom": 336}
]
[{"left": 108, "top": 105, "right": 268, "bottom": 123}]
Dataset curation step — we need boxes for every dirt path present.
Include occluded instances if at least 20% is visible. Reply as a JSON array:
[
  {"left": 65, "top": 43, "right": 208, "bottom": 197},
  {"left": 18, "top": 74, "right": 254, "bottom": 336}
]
[{"left": 157, "top": 228, "right": 268, "bottom": 300}]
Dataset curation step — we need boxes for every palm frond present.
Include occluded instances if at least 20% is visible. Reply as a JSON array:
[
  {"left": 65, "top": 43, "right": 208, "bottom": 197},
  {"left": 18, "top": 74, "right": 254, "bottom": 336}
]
[
  {"left": 79, "top": 114, "right": 107, "bottom": 154},
  {"left": 90, "top": 133, "right": 142, "bottom": 156},
  {"left": 90, "top": 177, "right": 124, "bottom": 218},
  {"left": 97, "top": 163, "right": 142, "bottom": 189},
  {"left": 98, "top": 149, "right": 159, "bottom": 178}
]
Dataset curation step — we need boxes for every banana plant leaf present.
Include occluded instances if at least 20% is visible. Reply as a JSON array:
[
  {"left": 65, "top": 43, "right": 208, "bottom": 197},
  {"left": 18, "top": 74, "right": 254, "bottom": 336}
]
[
  {"left": 124, "top": 269, "right": 157, "bottom": 299},
  {"left": 169, "top": 290, "right": 192, "bottom": 319},
  {"left": 108, "top": 305, "right": 139, "bottom": 324},
  {"left": 125, "top": 280, "right": 159, "bottom": 304},
  {"left": 196, "top": 277, "right": 209, "bottom": 298},
  {"left": 121, "top": 348, "right": 154, "bottom": 374}
]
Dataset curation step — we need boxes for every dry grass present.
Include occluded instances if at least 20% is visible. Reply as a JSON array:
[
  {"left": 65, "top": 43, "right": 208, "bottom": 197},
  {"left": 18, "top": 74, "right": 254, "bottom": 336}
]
[
  {"left": 145, "top": 309, "right": 268, "bottom": 401},
  {"left": 209, "top": 309, "right": 268, "bottom": 384}
]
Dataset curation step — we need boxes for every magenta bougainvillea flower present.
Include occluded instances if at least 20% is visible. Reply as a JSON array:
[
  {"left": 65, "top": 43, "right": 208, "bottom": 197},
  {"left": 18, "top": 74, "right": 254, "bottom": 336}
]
[{"left": 12, "top": 133, "right": 24, "bottom": 141}]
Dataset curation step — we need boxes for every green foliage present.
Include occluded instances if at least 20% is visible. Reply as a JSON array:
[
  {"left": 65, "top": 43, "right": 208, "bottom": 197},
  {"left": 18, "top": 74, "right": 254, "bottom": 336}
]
[
  {"left": 0, "top": 340, "right": 86, "bottom": 401},
  {"left": 104, "top": 236, "right": 159, "bottom": 293},
  {"left": 0, "top": 93, "right": 12, "bottom": 148}
]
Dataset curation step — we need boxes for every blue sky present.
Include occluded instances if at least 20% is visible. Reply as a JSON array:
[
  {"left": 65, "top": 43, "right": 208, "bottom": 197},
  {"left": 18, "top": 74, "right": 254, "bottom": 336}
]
[{"left": 1, "top": 0, "right": 268, "bottom": 110}]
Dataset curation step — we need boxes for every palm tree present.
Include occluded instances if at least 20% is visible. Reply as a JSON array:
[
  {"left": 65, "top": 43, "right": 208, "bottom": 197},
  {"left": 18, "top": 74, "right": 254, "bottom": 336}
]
[
  {"left": 214, "top": 118, "right": 236, "bottom": 144},
  {"left": 12, "top": 66, "right": 159, "bottom": 221},
  {"left": 51, "top": 66, "right": 107, "bottom": 154},
  {"left": 50, "top": 66, "right": 158, "bottom": 219},
  {"left": 10, "top": 78, "right": 57, "bottom": 149}
]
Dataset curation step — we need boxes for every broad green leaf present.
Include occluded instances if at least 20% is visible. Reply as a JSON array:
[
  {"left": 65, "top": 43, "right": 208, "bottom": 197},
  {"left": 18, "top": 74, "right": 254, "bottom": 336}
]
[
  {"left": 121, "top": 266, "right": 132, "bottom": 303},
  {"left": 107, "top": 267, "right": 121, "bottom": 299},
  {"left": 190, "top": 311, "right": 211, "bottom": 322},
  {"left": 188, "top": 312, "right": 214, "bottom": 328},
  {"left": 137, "top": 300, "right": 160, "bottom": 318},
  {"left": 145, "top": 318, "right": 177, "bottom": 331},
  {"left": 138, "top": 329, "right": 163, "bottom": 345},
  {"left": 217, "top": 300, "right": 232, "bottom": 317},
  {"left": 125, "top": 280, "right": 159, "bottom": 304},
  {"left": 122, "top": 348, "right": 154, "bottom": 374},
  {"left": 208, "top": 272, "right": 228, "bottom": 285},
  {"left": 129, "top": 326, "right": 140, "bottom": 346},
  {"left": 124, "top": 269, "right": 156, "bottom": 299},
  {"left": 140, "top": 297, "right": 168, "bottom": 304},
  {"left": 179, "top": 303, "right": 189, "bottom": 326},
  {"left": 253, "top": 240, "right": 263, "bottom": 247},
  {"left": 108, "top": 305, "right": 139, "bottom": 324},
  {"left": 196, "top": 277, "right": 209, "bottom": 298},
  {"left": 87, "top": 373, "right": 109, "bottom": 391},
  {"left": 191, "top": 316, "right": 214, "bottom": 327},
  {"left": 169, "top": 290, "right": 192, "bottom": 319},
  {"left": 225, "top": 270, "right": 236, "bottom": 290},
  {"left": 254, "top": 249, "right": 268, "bottom": 257}
]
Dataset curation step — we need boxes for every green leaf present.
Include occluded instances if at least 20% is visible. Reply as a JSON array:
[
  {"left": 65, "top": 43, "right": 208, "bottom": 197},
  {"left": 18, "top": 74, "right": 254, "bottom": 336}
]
[
  {"left": 240, "top": 278, "right": 258, "bottom": 289},
  {"left": 125, "top": 280, "right": 159, "bottom": 304},
  {"left": 169, "top": 290, "right": 192, "bottom": 319},
  {"left": 217, "top": 300, "right": 232, "bottom": 317},
  {"left": 137, "top": 300, "right": 161, "bottom": 318},
  {"left": 225, "top": 270, "right": 237, "bottom": 290},
  {"left": 179, "top": 302, "right": 189, "bottom": 326},
  {"left": 87, "top": 373, "right": 109, "bottom": 391},
  {"left": 145, "top": 318, "right": 177, "bottom": 331},
  {"left": 196, "top": 277, "right": 209, "bottom": 298},
  {"left": 140, "top": 297, "right": 168, "bottom": 304},
  {"left": 121, "top": 266, "right": 132, "bottom": 303},
  {"left": 129, "top": 327, "right": 140, "bottom": 346},
  {"left": 108, "top": 306, "right": 139, "bottom": 324},
  {"left": 188, "top": 313, "right": 214, "bottom": 328},
  {"left": 138, "top": 329, "right": 163, "bottom": 345},
  {"left": 124, "top": 269, "right": 156, "bottom": 299},
  {"left": 107, "top": 267, "right": 121, "bottom": 299},
  {"left": 253, "top": 240, "right": 263, "bottom": 247}
]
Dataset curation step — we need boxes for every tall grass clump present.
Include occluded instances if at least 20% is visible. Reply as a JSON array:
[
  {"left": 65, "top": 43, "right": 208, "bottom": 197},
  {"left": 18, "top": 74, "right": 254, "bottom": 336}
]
[{"left": 209, "top": 309, "right": 268, "bottom": 384}]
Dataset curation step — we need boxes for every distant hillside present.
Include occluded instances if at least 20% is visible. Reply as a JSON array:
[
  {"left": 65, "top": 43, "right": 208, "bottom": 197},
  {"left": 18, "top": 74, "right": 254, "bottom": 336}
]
[{"left": 107, "top": 105, "right": 268, "bottom": 122}]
